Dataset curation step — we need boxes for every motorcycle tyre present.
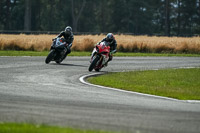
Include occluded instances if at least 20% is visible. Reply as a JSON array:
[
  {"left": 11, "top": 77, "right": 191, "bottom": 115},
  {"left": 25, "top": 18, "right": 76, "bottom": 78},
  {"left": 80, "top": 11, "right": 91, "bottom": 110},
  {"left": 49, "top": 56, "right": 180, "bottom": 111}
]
[
  {"left": 56, "top": 56, "right": 65, "bottom": 64},
  {"left": 89, "top": 56, "right": 100, "bottom": 72},
  {"left": 95, "top": 68, "right": 100, "bottom": 72},
  {"left": 45, "top": 50, "right": 55, "bottom": 64},
  {"left": 56, "top": 61, "right": 61, "bottom": 64}
]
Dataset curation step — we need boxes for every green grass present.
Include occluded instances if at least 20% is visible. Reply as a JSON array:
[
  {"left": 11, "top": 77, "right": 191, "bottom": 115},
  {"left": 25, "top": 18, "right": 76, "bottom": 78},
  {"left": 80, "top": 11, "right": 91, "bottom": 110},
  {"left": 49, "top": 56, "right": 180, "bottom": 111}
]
[
  {"left": 0, "top": 123, "right": 114, "bottom": 133},
  {"left": 87, "top": 68, "right": 200, "bottom": 100},
  {"left": 0, "top": 50, "right": 200, "bottom": 56}
]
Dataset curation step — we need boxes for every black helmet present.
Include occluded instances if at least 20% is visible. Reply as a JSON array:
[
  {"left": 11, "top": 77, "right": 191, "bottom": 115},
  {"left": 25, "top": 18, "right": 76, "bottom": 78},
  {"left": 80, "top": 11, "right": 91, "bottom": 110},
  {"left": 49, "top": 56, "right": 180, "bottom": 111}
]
[
  {"left": 106, "top": 33, "right": 114, "bottom": 42},
  {"left": 65, "top": 26, "right": 72, "bottom": 36}
]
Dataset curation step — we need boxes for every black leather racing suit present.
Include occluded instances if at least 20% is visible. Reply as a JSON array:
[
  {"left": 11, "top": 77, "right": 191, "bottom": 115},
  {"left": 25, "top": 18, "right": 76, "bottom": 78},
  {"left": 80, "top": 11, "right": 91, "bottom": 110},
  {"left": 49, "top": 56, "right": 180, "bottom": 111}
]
[{"left": 57, "top": 31, "right": 74, "bottom": 55}]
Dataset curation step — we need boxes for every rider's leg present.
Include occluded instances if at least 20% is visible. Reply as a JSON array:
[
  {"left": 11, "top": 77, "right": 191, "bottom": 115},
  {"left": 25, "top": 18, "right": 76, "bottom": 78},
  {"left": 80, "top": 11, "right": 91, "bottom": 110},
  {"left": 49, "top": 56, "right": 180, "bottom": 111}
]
[
  {"left": 66, "top": 47, "right": 71, "bottom": 55},
  {"left": 108, "top": 54, "right": 113, "bottom": 62},
  {"left": 62, "top": 47, "right": 71, "bottom": 60},
  {"left": 105, "top": 54, "right": 113, "bottom": 66}
]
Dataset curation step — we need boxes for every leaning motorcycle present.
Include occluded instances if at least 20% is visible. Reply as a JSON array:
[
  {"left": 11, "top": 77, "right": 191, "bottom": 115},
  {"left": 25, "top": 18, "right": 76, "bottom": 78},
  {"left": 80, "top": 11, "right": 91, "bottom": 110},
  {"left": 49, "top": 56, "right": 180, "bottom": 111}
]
[
  {"left": 89, "top": 41, "right": 110, "bottom": 72},
  {"left": 45, "top": 37, "right": 68, "bottom": 64}
]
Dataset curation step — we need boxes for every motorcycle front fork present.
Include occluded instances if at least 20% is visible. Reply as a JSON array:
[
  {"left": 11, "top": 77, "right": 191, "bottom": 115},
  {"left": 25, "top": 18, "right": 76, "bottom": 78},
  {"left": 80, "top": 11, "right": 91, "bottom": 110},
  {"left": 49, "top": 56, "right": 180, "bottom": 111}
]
[{"left": 90, "top": 51, "right": 97, "bottom": 62}]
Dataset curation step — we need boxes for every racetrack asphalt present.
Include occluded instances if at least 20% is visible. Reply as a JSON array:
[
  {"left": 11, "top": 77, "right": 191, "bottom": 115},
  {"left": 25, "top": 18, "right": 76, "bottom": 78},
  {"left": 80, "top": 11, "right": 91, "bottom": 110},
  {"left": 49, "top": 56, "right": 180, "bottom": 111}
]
[{"left": 0, "top": 56, "right": 200, "bottom": 133}]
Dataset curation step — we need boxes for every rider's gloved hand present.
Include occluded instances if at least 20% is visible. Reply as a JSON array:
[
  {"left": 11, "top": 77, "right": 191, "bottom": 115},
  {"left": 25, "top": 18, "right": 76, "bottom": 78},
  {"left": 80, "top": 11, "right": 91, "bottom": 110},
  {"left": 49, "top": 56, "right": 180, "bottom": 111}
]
[
  {"left": 110, "top": 50, "right": 117, "bottom": 54},
  {"left": 66, "top": 43, "right": 72, "bottom": 49},
  {"left": 96, "top": 42, "right": 100, "bottom": 45}
]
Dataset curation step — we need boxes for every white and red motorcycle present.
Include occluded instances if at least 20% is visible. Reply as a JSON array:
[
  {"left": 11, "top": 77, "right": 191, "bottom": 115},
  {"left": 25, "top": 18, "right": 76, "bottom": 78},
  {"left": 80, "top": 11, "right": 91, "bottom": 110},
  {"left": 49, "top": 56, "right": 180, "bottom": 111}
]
[{"left": 89, "top": 41, "right": 110, "bottom": 72}]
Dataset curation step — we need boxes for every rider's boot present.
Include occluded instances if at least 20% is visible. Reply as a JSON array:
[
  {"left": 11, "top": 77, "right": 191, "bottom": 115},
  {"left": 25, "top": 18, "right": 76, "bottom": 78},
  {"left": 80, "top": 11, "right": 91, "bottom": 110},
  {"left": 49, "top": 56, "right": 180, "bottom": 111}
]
[
  {"left": 104, "top": 62, "right": 108, "bottom": 67},
  {"left": 104, "top": 55, "right": 112, "bottom": 67}
]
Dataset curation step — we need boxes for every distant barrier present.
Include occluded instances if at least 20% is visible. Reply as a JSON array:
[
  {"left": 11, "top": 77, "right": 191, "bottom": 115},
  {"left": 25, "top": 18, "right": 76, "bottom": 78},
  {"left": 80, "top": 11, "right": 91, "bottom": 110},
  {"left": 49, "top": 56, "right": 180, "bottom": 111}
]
[
  {"left": 0, "top": 30, "right": 108, "bottom": 35},
  {"left": 0, "top": 30, "right": 59, "bottom": 35},
  {"left": 0, "top": 30, "right": 199, "bottom": 37},
  {"left": 0, "top": 30, "right": 147, "bottom": 36}
]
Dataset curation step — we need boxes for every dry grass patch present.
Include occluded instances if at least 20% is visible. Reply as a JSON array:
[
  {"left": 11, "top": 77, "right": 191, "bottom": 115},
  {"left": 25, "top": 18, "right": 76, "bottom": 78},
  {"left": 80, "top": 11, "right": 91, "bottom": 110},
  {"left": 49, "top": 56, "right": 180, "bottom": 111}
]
[
  {"left": 0, "top": 34, "right": 200, "bottom": 54},
  {"left": 0, "top": 34, "right": 52, "bottom": 51},
  {"left": 116, "top": 35, "right": 200, "bottom": 53}
]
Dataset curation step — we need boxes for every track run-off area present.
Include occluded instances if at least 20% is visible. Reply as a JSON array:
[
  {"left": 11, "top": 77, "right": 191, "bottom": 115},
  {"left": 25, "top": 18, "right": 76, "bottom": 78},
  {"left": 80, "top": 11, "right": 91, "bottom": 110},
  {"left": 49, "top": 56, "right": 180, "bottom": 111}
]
[{"left": 0, "top": 56, "right": 200, "bottom": 133}]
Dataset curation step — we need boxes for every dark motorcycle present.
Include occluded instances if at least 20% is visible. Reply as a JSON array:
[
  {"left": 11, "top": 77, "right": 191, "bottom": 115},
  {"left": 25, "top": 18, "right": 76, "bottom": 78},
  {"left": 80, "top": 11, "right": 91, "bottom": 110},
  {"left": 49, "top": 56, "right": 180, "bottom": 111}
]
[{"left": 45, "top": 37, "right": 68, "bottom": 64}]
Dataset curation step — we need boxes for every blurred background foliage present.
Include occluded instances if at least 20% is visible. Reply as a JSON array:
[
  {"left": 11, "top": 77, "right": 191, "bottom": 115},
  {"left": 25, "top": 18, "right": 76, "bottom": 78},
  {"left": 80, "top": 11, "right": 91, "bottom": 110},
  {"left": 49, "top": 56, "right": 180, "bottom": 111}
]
[{"left": 0, "top": 0, "right": 200, "bottom": 36}]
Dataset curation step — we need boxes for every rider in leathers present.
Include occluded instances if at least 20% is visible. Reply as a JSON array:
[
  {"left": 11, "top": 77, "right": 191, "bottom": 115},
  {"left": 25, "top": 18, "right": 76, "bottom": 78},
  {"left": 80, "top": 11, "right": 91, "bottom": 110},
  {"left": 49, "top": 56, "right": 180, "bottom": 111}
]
[
  {"left": 98, "top": 33, "right": 117, "bottom": 66},
  {"left": 54, "top": 26, "right": 74, "bottom": 58}
]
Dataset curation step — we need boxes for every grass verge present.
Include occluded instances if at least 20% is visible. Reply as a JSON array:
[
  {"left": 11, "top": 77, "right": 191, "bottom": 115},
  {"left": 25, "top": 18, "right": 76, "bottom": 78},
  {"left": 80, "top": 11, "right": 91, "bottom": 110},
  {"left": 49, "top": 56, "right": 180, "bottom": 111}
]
[
  {"left": 87, "top": 68, "right": 200, "bottom": 100},
  {"left": 0, "top": 50, "right": 200, "bottom": 57},
  {"left": 0, "top": 123, "right": 113, "bottom": 133}
]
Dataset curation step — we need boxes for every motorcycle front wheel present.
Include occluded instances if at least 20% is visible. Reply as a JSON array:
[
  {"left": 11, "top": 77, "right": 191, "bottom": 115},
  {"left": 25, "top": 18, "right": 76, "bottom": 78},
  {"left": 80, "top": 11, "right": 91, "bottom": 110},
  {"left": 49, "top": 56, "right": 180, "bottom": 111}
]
[
  {"left": 45, "top": 50, "right": 55, "bottom": 64},
  {"left": 89, "top": 56, "right": 100, "bottom": 72}
]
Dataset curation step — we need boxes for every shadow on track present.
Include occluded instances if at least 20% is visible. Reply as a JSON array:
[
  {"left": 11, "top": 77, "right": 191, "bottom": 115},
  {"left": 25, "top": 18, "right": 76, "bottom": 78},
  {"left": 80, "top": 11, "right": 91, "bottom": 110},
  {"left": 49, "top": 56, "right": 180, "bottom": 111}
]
[{"left": 51, "top": 63, "right": 87, "bottom": 68}]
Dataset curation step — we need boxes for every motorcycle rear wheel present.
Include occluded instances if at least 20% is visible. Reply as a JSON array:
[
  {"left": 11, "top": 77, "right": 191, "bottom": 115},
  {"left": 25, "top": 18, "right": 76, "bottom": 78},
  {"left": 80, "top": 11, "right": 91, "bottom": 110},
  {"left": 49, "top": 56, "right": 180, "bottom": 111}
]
[
  {"left": 95, "top": 68, "right": 100, "bottom": 72},
  {"left": 56, "top": 50, "right": 68, "bottom": 64},
  {"left": 56, "top": 61, "right": 61, "bottom": 64},
  {"left": 45, "top": 50, "right": 55, "bottom": 64},
  {"left": 55, "top": 57, "right": 65, "bottom": 64},
  {"left": 89, "top": 56, "right": 100, "bottom": 72}
]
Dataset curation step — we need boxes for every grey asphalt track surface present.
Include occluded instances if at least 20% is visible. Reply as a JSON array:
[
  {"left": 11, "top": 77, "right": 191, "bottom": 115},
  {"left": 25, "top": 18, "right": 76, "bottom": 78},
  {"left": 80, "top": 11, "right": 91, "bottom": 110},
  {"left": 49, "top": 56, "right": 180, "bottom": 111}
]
[{"left": 0, "top": 56, "right": 200, "bottom": 133}]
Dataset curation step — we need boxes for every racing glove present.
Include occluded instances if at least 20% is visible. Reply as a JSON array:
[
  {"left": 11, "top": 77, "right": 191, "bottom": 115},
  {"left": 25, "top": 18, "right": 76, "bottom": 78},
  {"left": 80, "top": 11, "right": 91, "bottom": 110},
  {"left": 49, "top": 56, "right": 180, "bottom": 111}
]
[{"left": 110, "top": 49, "right": 117, "bottom": 54}]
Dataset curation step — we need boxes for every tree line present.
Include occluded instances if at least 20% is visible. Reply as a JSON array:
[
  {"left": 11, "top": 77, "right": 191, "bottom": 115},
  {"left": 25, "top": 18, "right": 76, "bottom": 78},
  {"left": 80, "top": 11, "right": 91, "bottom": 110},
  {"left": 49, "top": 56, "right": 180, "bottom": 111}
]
[{"left": 0, "top": 0, "right": 200, "bottom": 36}]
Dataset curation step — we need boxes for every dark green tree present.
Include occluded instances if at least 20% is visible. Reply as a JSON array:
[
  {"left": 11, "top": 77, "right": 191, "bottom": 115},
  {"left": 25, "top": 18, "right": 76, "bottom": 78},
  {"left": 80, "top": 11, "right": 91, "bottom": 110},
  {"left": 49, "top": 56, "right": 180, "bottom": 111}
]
[{"left": 0, "top": 0, "right": 199, "bottom": 35}]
